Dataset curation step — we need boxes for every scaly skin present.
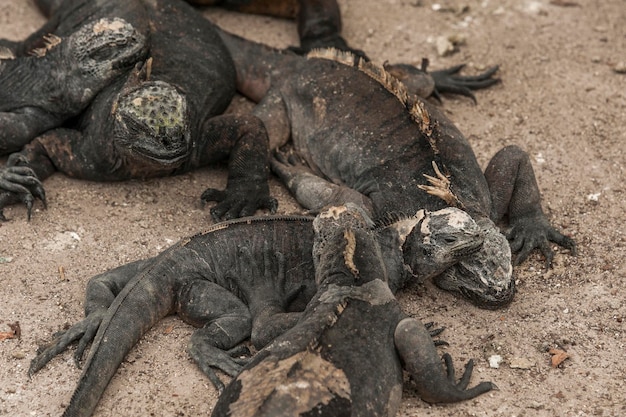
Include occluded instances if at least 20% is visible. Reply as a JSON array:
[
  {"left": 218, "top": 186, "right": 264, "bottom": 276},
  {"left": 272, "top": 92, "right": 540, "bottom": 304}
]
[
  {"left": 213, "top": 205, "right": 493, "bottom": 417},
  {"left": 215, "top": 30, "right": 575, "bottom": 308},
  {"left": 0, "top": 0, "right": 276, "bottom": 221},
  {"left": 29, "top": 207, "right": 484, "bottom": 417}
]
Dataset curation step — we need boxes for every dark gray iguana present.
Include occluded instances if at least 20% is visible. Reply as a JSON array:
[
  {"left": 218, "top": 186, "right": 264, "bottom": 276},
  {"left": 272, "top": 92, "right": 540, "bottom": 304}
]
[
  {"left": 212, "top": 204, "right": 493, "bottom": 417},
  {"left": 0, "top": 0, "right": 277, "bottom": 221},
  {"left": 213, "top": 32, "right": 577, "bottom": 308},
  {"left": 29, "top": 205, "right": 485, "bottom": 417}
]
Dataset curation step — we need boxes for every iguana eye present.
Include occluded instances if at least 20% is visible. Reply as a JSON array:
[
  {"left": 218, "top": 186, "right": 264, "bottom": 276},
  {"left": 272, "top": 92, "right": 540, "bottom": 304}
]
[{"left": 442, "top": 235, "right": 457, "bottom": 244}]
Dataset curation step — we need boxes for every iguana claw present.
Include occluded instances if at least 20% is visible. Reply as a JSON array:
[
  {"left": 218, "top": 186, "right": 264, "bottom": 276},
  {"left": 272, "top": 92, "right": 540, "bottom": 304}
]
[
  {"left": 0, "top": 154, "right": 47, "bottom": 221},
  {"left": 201, "top": 181, "right": 278, "bottom": 222},
  {"left": 418, "top": 161, "right": 461, "bottom": 207},
  {"left": 187, "top": 339, "right": 250, "bottom": 394},
  {"left": 425, "top": 321, "right": 449, "bottom": 347}
]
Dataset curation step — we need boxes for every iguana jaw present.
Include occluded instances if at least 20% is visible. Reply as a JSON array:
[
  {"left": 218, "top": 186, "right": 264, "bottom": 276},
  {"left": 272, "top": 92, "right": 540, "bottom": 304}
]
[
  {"left": 114, "top": 81, "right": 191, "bottom": 167},
  {"left": 434, "top": 220, "right": 515, "bottom": 309}
]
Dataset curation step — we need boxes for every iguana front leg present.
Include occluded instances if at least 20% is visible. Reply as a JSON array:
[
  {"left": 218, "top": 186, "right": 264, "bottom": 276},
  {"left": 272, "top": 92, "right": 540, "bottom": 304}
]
[
  {"left": 485, "top": 145, "right": 576, "bottom": 266},
  {"left": 394, "top": 317, "right": 494, "bottom": 403},
  {"left": 271, "top": 148, "right": 375, "bottom": 215},
  {"left": 196, "top": 113, "right": 278, "bottom": 221},
  {"left": 290, "top": 0, "right": 368, "bottom": 60},
  {"left": 29, "top": 259, "right": 152, "bottom": 376}
]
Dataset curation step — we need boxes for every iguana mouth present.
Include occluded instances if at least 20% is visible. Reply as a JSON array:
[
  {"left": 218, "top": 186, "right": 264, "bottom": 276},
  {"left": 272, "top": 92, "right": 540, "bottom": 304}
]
[{"left": 458, "top": 279, "right": 516, "bottom": 310}]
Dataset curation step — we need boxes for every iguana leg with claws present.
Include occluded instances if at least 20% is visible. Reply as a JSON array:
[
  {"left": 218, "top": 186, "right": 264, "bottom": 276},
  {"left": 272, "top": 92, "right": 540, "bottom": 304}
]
[{"left": 484, "top": 145, "right": 577, "bottom": 266}]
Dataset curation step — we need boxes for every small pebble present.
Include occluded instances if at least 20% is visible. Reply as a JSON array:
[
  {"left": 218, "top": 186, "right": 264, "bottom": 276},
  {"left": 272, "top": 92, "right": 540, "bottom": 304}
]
[
  {"left": 613, "top": 62, "right": 626, "bottom": 74},
  {"left": 436, "top": 36, "right": 455, "bottom": 56},
  {"left": 489, "top": 354, "right": 503, "bottom": 368},
  {"left": 510, "top": 357, "right": 534, "bottom": 369},
  {"left": 12, "top": 351, "right": 26, "bottom": 360}
]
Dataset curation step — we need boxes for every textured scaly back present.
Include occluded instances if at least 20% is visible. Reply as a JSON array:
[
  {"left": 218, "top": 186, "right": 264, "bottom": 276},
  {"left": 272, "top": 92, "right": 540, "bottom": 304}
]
[{"left": 307, "top": 48, "right": 437, "bottom": 150}]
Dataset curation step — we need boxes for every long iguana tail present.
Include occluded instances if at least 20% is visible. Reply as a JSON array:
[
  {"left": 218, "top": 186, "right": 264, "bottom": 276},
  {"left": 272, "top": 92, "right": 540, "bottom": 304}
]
[{"left": 62, "top": 253, "right": 180, "bottom": 417}]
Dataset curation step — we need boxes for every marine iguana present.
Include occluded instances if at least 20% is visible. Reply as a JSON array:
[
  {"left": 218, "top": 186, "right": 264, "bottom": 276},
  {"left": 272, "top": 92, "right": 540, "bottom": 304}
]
[
  {"left": 0, "top": 0, "right": 276, "bottom": 221},
  {"left": 29, "top": 206, "right": 484, "bottom": 417},
  {"left": 213, "top": 32, "right": 576, "bottom": 308},
  {"left": 212, "top": 204, "right": 494, "bottom": 417}
]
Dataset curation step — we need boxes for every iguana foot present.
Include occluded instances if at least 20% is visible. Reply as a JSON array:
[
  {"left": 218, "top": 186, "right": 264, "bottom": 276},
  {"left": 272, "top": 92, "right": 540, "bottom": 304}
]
[
  {"left": 187, "top": 340, "right": 250, "bottom": 394},
  {"left": 0, "top": 154, "right": 46, "bottom": 221},
  {"left": 271, "top": 147, "right": 315, "bottom": 184},
  {"left": 29, "top": 309, "right": 106, "bottom": 377},
  {"left": 441, "top": 353, "right": 496, "bottom": 395},
  {"left": 506, "top": 215, "right": 577, "bottom": 267},
  {"left": 429, "top": 63, "right": 500, "bottom": 103},
  {"left": 383, "top": 60, "right": 499, "bottom": 101},
  {"left": 418, "top": 161, "right": 461, "bottom": 207},
  {"left": 395, "top": 317, "right": 494, "bottom": 403},
  {"left": 201, "top": 178, "right": 278, "bottom": 221}
]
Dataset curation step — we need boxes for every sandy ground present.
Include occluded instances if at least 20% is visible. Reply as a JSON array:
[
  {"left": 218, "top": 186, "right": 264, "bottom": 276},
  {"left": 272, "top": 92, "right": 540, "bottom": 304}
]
[{"left": 0, "top": 0, "right": 625, "bottom": 416}]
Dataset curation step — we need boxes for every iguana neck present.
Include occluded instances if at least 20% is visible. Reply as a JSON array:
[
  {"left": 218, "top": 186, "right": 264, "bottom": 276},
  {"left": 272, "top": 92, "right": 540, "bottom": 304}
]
[{"left": 376, "top": 227, "right": 413, "bottom": 294}]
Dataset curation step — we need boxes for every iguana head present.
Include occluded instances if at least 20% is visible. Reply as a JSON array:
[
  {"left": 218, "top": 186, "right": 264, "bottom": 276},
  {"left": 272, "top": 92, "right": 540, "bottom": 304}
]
[
  {"left": 385, "top": 208, "right": 514, "bottom": 308},
  {"left": 433, "top": 219, "right": 515, "bottom": 309},
  {"left": 113, "top": 80, "right": 191, "bottom": 169},
  {"left": 389, "top": 207, "right": 484, "bottom": 283},
  {"left": 68, "top": 17, "right": 147, "bottom": 79}
]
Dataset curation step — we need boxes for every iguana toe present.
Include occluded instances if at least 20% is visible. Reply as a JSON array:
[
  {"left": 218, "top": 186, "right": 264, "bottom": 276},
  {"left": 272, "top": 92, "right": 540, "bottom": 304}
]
[{"left": 203, "top": 179, "right": 276, "bottom": 221}]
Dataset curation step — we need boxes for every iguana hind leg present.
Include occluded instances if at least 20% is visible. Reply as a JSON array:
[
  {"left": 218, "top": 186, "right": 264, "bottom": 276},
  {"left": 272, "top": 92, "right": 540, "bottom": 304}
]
[
  {"left": 178, "top": 279, "right": 252, "bottom": 393},
  {"left": 271, "top": 148, "right": 374, "bottom": 215}
]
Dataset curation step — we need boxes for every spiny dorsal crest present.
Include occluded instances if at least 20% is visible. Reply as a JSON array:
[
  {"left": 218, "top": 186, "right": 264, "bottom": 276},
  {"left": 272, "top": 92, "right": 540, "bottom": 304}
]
[
  {"left": 307, "top": 48, "right": 436, "bottom": 139},
  {"left": 30, "top": 34, "right": 62, "bottom": 57},
  {"left": 0, "top": 46, "right": 16, "bottom": 60},
  {"left": 343, "top": 229, "right": 359, "bottom": 278}
]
